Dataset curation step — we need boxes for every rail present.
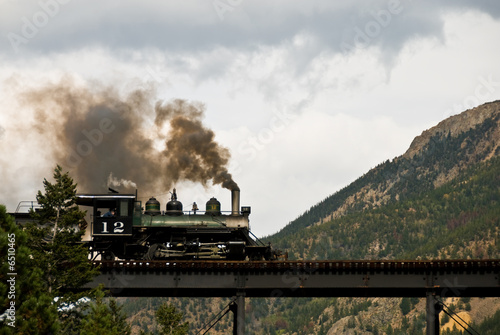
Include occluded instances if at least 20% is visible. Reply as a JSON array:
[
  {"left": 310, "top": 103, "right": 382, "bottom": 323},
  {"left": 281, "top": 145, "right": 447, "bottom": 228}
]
[{"left": 93, "top": 259, "right": 500, "bottom": 272}]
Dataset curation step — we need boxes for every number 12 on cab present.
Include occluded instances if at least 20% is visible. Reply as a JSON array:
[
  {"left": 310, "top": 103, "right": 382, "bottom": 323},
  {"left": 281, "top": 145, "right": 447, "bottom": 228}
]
[{"left": 93, "top": 217, "right": 133, "bottom": 236}]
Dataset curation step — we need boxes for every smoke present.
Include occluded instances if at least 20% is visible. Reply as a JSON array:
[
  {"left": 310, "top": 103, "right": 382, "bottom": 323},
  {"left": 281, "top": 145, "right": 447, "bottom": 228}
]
[
  {"left": 16, "top": 77, "right": 239, "bottom": 195},
  {"left": 155, "top": 100, "right": 239, "bottom": 191}
]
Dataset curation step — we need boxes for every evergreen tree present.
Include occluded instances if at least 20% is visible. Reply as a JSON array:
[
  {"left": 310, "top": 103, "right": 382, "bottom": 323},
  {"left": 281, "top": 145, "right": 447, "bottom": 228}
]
[
  {"left": 0, "top": 205, "right": 59, "bottom": 334},
  {"left": 400, "top": 298, "right": 411, "bottom": 316},
  {"left": 155, "top": 303, "right": 189, "bottom": 335},
  {"left": 80, "top": 289, "right": 131, "bottom": 335},
  {"left": 26, "top": 165, "right": 99, "bottom": 298},
  {"left": 20, "top": 165, "right": 101, "bottom": 333}
]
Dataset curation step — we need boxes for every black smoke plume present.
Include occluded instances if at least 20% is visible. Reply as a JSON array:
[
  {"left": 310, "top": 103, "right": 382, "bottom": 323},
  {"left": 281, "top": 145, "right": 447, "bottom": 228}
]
[
  {"left": 19, "top": 78, "right": 239, "bottom": 194},
  {"left": 155, "top": 100, "right": 239, "bottom": 191}
]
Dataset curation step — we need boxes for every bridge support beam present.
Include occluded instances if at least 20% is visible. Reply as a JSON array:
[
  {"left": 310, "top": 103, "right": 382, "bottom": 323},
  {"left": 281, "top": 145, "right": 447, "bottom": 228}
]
[
  {"left": 426, "top": 291, "right": 442, "bottom": 335},
  {"left": 83, "top": 259, "right": 499, "bottom": 335},
  {"left": 232, "top": 292, "right": 245, "bottom": 335}
]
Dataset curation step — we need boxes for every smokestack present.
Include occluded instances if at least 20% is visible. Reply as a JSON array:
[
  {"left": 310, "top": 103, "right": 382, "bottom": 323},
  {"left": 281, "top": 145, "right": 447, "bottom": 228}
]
[{"left": 231, "top": 188, "right": 240, "bottom": 216}]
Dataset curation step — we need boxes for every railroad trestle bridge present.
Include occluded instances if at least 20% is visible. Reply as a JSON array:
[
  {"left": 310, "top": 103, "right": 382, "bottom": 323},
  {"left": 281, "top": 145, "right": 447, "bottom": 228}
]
[{"left": 86, "top": 259, "right": 500, "bottom": 334}]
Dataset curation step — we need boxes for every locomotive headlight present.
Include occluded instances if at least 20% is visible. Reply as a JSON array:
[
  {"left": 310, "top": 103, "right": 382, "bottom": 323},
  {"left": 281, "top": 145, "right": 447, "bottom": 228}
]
[{"left": 241, "top": 206, "right": 251, "bottom": 215}]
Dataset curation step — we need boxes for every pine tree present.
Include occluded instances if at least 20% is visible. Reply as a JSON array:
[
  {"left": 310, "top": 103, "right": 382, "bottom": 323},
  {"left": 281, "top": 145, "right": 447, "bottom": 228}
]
[
  {"left": 0, "top": 205, "right": 59, "bottom": 334},
  {"left": 27, "top": 165, "right": 99, "bottom": 298},
  {"left": 155, "top": 303, "right": 189, "bottom": 335},
  {"left": 80, "top": 289, "right": 131, "bottom": 335},
  {"left": 23, "top": 165, "right": 101, "bottom": 332},
  {"left": 400, "top": 297, "right": 411, "bottom": 316}
]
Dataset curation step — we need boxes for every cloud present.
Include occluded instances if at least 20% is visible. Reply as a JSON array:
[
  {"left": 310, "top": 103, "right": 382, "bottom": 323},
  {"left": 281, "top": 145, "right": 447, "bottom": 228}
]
[
  {"left": 2, "top": 1, "right": 499, "bottom": 61},
  {"left": 1, "top": 2, "right": 500, "bottom": 236},
  {"left": 225, "top": 110, "right": 420, "bottom": 235}
]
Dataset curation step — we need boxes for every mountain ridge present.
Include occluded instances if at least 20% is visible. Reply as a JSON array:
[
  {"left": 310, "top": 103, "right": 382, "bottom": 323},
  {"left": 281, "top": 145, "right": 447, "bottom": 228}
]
[
  {"left": 251, "top": 100, "right": 500, "bottom": 334},
  {"left": 124, "top": 101, "right": 500, "bottom": 334},
  {"left": 270, "top": 100, "right": 500, "bottom": 239},
  {"left": 403, "top": 100, "right": 500, "bottom": 159}
]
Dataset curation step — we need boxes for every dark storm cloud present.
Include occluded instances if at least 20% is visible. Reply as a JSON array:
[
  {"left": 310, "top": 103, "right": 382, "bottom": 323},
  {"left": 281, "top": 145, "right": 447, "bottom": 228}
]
[{"left": 2, "top": 1, "right": 499, "bottom": 58}]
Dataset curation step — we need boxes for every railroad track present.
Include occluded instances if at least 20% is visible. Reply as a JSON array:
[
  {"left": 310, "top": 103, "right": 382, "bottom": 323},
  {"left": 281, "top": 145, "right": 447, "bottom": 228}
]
[{"left": 94, "top": 259, "right": 500, "bottom": 272}]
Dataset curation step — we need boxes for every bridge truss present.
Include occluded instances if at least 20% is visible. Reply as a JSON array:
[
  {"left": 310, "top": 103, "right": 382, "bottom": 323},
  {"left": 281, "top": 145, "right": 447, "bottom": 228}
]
[{"left": 87, "top": 259, "right": 500, "bottom": 334}]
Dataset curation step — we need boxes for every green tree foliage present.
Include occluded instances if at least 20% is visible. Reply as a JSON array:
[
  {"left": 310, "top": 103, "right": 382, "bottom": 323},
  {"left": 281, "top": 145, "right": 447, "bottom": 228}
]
[
  {"left": 80, "top": 289, "right": 131, "bottom": 335},
  {"left": 32, "top": 165, "right": 86, "bottom": 236},
  {"left": 26, "top": 165, "right": 99, "bottom": 299},
  {"left": 7, "top": 165, "right": 105, "bottom": 333},
  {"left": 0, "top": 205, "right": 59, "bottom": 334},
  {"left": 470, "top": 308, "right": 500, "bottom": 334},
  {"left": 400, "top": 298, "right": 411, "bottom": 316},
  {"left": 134, "top": 301, "right": 190, "bottom": 335},
  {"left": 270, "top": 156, "right": 500, "bottom": 261},
  {"left": 254, "top": 113, "right": 500, "bottom": 334},
  {"left": 154, "top": 303, "right": 189, "bottom": 335},
  {"left": 0, "top": 166, "right": 137, "bottom": 334},
  {"left": 269, "top": 115, "right": 500, "bottom": 259}
]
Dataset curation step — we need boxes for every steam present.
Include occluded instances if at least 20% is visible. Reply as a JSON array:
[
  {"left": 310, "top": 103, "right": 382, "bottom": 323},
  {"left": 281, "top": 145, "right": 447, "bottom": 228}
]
[
  {"left": 17, "top": 77, "right": 239, "bottom": 194},
  {"left": 107, "top": 172, "right": 137, "bottom": 189}
]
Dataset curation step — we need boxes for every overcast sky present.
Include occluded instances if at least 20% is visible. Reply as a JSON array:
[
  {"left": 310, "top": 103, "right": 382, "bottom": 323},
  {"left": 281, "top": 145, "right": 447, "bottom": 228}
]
[{"left": 1, "top": 1, "right": 500, "bottom": 236}]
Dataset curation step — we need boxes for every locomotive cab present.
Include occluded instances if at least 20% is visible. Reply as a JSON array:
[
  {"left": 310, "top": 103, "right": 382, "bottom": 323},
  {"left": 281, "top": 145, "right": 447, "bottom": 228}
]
[{"left": 76, "top": 194, "right": 137, "bottom": 237}]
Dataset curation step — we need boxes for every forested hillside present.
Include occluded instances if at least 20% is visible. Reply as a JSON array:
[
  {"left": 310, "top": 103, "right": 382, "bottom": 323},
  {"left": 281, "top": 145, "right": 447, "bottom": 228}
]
[
  {"left": 271, "top": 101, "right": 499, "bottom": 242},
  {"left": 273, "top": 155, "right": 499, "bottom": 261},
  {"left": 123, "top": 101, "right": 500, "bottom": 334}
]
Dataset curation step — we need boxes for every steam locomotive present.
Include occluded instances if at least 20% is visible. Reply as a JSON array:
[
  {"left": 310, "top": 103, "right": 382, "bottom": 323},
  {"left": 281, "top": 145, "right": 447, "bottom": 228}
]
[{"left": 76, "top": 188, "right": 279, "bottom": 261}]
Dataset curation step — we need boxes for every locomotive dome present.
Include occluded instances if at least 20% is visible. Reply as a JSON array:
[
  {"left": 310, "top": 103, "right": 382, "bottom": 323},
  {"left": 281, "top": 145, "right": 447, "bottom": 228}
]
[
  {"left": 145, "top": 197, "right": 161, "bottom": 215},
  {"left": 166, "top": 188, "right": 183, "bottom": 216},
  {"left": 206, "top": 197, "right": 221, "bottom": 216}
]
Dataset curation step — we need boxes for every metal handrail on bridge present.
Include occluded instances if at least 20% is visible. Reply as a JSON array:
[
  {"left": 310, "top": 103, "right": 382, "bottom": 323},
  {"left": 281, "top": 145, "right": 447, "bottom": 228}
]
[{"left": 14, "top": 200, "right": 41, "bottom": 213}]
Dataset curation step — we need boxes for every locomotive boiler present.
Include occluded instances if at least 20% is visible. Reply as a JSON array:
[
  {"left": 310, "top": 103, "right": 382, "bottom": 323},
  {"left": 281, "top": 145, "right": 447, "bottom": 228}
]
[{"left": 76, "top": 188, "right": 278, "bottom": 261}]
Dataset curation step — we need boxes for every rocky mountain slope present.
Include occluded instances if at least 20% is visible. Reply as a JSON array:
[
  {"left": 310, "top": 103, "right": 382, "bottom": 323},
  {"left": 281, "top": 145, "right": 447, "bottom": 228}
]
[
  {"left": 256, "top": 100, "right": 500, "bottom": 334},
  {"left": 271, "top": 100, "right": 499, "bottom": 246},
  {"left": 122, "top": 101, "right": 500, "bottom": 334}
]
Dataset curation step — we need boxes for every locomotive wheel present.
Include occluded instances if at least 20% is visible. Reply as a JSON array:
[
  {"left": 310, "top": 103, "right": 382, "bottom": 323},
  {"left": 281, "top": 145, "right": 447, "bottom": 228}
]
[
  {"left": 102, "top": 251, "right": 116, "bottom": 261},
  {"left": 144, "top": 243, "right": 161, "bottom": 260}
]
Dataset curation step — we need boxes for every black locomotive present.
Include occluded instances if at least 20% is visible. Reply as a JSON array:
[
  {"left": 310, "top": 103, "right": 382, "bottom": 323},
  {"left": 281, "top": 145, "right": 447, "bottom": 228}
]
[{"left": 76, "top": 188, "right": 279, "bottom": 261}]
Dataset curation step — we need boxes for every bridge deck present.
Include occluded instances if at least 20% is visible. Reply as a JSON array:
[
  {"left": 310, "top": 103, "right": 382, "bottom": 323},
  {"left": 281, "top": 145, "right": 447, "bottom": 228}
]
[{"left": 87, "top": 259, "right": 500, "bottom": 298}]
